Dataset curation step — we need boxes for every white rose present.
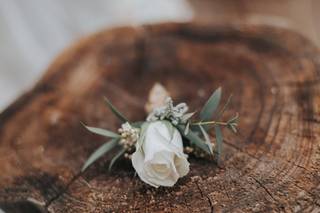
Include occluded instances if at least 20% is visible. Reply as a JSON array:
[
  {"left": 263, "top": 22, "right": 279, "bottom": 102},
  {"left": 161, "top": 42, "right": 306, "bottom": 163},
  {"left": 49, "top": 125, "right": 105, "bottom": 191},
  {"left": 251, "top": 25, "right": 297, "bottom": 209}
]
[{"left": 132, "top": 121, "right": 190, "bottom": 188}]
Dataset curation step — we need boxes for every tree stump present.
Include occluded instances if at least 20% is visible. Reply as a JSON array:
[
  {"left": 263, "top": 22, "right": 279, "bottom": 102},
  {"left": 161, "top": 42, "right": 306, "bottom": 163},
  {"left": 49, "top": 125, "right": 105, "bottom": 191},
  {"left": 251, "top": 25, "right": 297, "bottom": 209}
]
[{"left": 0, "top": 23, "right": 319, "bottom": 212}]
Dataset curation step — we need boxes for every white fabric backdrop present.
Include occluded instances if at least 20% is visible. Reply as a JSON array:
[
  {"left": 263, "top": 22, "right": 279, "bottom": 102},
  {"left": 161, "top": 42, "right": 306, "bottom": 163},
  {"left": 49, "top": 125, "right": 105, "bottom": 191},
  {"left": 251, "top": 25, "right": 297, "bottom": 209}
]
[{"left": 0, "top": 0, "right": 193, "bottom": 111}]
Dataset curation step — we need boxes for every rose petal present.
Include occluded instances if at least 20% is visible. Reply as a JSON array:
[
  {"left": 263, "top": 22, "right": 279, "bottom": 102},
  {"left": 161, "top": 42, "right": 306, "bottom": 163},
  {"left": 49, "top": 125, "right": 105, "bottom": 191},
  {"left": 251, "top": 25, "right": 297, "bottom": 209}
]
[
  {"left": 132, "top": 151, "right": 159, "bottom": 188},
  {"left": 174, "top": 155, "right": 190, "bottom": 177},
  {"left": 131, "top": 121, "right": 190, "bottom": 188}
]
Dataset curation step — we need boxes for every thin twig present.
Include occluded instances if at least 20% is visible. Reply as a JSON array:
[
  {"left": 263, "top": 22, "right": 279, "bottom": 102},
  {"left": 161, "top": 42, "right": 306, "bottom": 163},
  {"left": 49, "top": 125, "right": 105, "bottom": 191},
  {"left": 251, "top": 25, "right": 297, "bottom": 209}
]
[{"left": 190, "top": 121, "right": 228, "bottom": 126}]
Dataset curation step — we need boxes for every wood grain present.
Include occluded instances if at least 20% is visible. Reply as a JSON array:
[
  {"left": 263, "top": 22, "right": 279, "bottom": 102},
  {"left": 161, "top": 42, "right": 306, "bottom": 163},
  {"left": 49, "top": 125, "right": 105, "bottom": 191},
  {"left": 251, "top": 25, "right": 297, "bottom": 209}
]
[{"left": 0, "top": 23, "right": 319, "bottom": 212}]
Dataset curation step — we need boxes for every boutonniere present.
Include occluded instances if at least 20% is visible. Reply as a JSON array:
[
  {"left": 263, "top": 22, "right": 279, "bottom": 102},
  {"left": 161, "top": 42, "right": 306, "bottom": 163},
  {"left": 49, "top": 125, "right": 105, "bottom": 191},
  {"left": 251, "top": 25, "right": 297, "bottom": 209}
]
[{"left": 81, "top": 83, "right": 238, "bottom": 188}]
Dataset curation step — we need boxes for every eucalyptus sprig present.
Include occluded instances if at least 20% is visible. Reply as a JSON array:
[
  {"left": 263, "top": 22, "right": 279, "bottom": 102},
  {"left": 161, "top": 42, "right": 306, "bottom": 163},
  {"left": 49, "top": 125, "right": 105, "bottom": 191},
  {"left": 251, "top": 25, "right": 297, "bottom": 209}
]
[
  {"left": 81, "top": 98, "right": 129, "bottom": 172},
  {"left": 81, "top": 87, "right": 239, "bottom": 173},
  {"left": 178, "top": 87, "right": 238, "bottom": 161}
]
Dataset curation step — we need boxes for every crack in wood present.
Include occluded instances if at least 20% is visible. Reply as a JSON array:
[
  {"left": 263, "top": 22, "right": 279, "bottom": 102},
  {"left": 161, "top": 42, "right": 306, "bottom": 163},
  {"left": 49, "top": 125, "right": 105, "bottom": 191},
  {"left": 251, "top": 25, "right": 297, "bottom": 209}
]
[
  {"left": 224, "top": 139, "right": 313, "bottom": 175},
  {"left": 251, "top": 176, "right": 276, "bottom": 202},
  {"left": 195, "top": 181, "right": 214, "bottom": 213},
  {"left": 45, "top": 172, "right": 82, "bottom": 209}
]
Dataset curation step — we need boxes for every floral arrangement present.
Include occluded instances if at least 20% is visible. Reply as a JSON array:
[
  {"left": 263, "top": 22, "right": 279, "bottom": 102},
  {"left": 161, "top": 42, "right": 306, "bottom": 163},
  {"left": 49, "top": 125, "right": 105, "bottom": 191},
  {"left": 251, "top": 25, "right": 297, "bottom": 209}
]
[{"left": 81, "top": 84, "right": 238, "bottom": 188}]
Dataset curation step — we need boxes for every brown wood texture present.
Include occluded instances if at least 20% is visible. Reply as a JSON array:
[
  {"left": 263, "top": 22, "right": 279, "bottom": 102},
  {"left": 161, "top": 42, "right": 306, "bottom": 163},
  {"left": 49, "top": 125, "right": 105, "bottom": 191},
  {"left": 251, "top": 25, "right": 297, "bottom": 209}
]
[{"left": 0, "top": 23, "right": 320, "bottom": 212}]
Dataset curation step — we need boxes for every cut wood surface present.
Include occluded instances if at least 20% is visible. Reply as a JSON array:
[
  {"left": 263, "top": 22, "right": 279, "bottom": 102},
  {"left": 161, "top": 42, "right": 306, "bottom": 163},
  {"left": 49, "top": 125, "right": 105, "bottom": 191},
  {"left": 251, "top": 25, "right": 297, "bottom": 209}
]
[{"left": 0, "top": 23, "right": 320, "bottom": 212}]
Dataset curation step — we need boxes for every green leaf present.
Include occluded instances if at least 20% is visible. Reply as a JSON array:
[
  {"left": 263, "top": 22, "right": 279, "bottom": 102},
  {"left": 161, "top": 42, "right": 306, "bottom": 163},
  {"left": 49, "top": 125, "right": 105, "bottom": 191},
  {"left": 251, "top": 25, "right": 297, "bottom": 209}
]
[
  {"left": 181, "top": 112, "right": 196, "bottom": 123},
  {"left": 178, "top": 125, "right": 210, "bottom": 154},
  {"left": 131, "top": 121, "right": 144, "bottom": 128},
  {"left": 214, "top": 126, "right": 223, "bottom": 162},
  {"left": 199, "top": 125, "right": 213, "bottom": 155},
  {"left": 82, "top": 124, "right": 120, "bottom": 138},
  {"left": 108, "top": 149, "right": 126, "bottom": 171},
  {"left": 227, "top": 112, "right": 239, "bottom": 124},
  {"left": 228, "top": 123, "right": 238, "bottom": 133},
  {"left": 218, "top": 94, "right": 233, "bottom": 119},
  {"left": 82, "top": 139, "right": 119, "bottom": 172},
  {"left": 200, "top": 87, "right": 222, "bottom": 121},
  {"left": 231, "top": 125, "right": 237, "bottom": 133},
  {"left": 184, "top": 122, "right": 190, "bottom": 135},
  {"left": 104, "top": 97, "right": 128, "bottom": 122}
]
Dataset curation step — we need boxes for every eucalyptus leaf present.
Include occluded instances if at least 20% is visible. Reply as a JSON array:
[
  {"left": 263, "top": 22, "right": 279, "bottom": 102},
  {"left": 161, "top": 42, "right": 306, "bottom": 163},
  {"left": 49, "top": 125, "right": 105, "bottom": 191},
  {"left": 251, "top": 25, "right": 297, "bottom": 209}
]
[
  {"left": 131, "top": 121, "right": 144, "bottom": 128},
  {"left": 184, "top": 122, "right": 190, "bottom": 135},
  {"left": 108, "top": 149, "right": 126, "bottom": 171},
  {"left": 218, "top": 94, "right": 233, "bottom": 119},
  {"left": 189, "top": 124, "right": 202, "bottom": 134},
  {"left": 178, "top": 125, "right": 210, "bottom": 154},
  {"left": 200, "top": 87, "right": 222, "bottom": 121},
  {"left": 227, "top": 113, "right": 239, "bottom": 124},
  {"left": 82, "top": 124, "right": 120, "bottom": 138},
  {"left": 199, "top": 125, "right": 213, "bottom": 155},
  {"left": 82, "top": 139, "right": 119, "bottom": 172},
  {"left": 181, "top": 112, "right": 196, "bottom": 123},
  {"left": 228, "top": 124, "right": 238, "bottom": 133},
  {"left": 214, "top": 126, "right": 223, "bottom": 162},
  {"left": 104, "top": 97, "right": 128, "bottom": 122}
]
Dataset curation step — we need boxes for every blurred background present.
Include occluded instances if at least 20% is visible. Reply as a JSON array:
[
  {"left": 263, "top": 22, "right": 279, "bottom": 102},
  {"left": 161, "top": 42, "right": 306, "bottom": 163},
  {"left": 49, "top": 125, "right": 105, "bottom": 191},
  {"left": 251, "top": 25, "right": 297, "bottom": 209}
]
[{"left": 0, "top": 0, "right": 320, "bottom": 111}]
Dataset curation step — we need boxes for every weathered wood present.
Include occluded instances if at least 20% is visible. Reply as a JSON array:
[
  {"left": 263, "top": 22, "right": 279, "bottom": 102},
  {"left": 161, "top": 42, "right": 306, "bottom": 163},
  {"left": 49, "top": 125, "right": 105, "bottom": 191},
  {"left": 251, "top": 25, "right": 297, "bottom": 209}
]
[{"left": 0, "top": 23, "right": 319, "bottom": 212}]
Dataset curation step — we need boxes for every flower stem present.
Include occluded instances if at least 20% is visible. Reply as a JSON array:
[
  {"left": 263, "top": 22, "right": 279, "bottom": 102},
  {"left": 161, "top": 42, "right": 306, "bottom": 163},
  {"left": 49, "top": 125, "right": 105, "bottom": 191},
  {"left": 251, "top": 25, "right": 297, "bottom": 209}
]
[{"left": 191, "top": 121, "right": 228, "bottom": 126}]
